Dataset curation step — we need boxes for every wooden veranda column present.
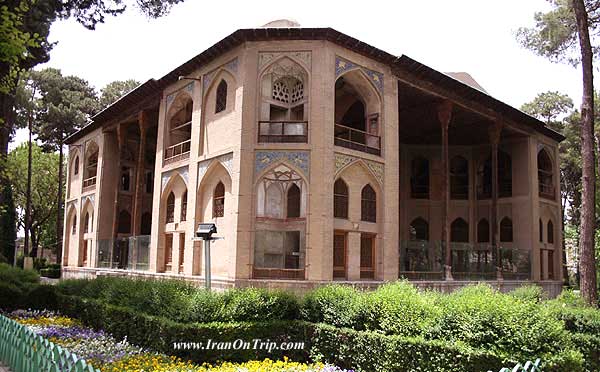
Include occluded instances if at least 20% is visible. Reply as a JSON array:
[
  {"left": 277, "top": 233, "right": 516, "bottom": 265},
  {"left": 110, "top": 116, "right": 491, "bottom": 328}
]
[
  {"left": 110, "top": 123, "right": 125, "bottom": 252},
  {"left": 133, "top": 111, "right": 148, "bottom": 237},
  {"left": 438, "top": 101, "right": 453, "bottom": 280},
  {"left": 489, "top": 121, "right": 503, "bottom": 280}
]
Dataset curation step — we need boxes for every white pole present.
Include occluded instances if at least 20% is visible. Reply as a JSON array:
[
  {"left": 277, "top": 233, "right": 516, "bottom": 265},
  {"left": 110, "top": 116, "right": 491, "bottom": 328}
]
[{"left": 204, "top": 238, "right": 211, "bottom": 290}]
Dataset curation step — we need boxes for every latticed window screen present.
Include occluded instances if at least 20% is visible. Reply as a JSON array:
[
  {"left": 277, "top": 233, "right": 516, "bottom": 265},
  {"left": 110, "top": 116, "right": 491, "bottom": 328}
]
[
  {"left": 74, "top": 157, "right": 79, "bottom": 175},
  {"left": 213, "top": 182, "right": 225, "bottom": 218},
  {"left": 334, "top": 179, "right": 348, "bottom": 219},
  {"left": 180, "top": 191, "right": 187, "bottom": 221},
  {"left": 361, "top": 185, "right": 377, "bottom": 222},
  {"left": 166, "top": 192, "right": 175, "bottom": 223},
  {"left": 215, "top": 80, "right": 227, "bottom": 113}
]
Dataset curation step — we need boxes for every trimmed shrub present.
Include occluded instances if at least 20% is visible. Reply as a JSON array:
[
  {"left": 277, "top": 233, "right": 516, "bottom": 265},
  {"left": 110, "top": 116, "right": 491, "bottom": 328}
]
[
  {"left": 362, "top": 281, "right": 441, "bottom": 336},
  {"left": 40, "top": 267, "right": 61, "bottom": 278},
  {"left": 309, "top": 323, "right": 583, "bottom": 372},
  {"left": 56, "top": 278, "right": 92, "bottom": 296},
  {"left": 570, "top": 333, "right": 600, "bottom": 372},
  {"left": 301, "top": 285, "right": 365, "bottom": 328},
  {"left": 0, "top": 263, "right": 39, "bottom": 290},
  {"left": 56, "top": 294, "right": 308, "bottom": 364},
  {"left": 0, "top": 282, "right": 24, "bottom": 311},
  {"left": 509, "top": 284, "right": 547, "bottom": 303},
  {"left": 221, "top": 288, "right": 300, "bottom": 321},
  {"left": 426, "top": 284, "right": 569, "bottom": 361},
  {"left": 183, "top": 289, "right": 226, "bottom": 323},
  {"left": 23, "top": 284, "right": 58, "bottom": 310}
]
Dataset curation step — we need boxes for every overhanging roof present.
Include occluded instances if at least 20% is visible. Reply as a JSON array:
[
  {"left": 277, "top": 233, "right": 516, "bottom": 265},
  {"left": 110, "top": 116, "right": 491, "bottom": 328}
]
[{"left": 65, "top": 27, "right": 564, "bottom": 144}]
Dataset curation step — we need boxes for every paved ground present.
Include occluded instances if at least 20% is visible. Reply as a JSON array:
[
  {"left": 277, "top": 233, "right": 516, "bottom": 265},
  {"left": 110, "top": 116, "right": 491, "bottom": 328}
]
[{"left": 0, "top": 363, "right": 10, "bottom": 372}]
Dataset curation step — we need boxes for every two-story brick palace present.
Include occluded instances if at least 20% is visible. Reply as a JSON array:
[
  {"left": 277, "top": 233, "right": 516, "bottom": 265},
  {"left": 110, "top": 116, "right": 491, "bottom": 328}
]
[{"left": 62, "top": 20, "right": 564, "bottom": 294}]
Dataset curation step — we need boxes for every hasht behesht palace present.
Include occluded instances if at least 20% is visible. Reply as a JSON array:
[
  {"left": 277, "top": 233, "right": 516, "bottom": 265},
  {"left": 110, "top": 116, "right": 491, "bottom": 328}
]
[{"left": 62, "top": 20, "right": 564, "bottom": 294}]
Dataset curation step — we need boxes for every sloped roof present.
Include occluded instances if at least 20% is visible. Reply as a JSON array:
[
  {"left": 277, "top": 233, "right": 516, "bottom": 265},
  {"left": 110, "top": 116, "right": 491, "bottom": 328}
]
[{"left": 66, "top": 27, "right": 564, "bottom": 144}]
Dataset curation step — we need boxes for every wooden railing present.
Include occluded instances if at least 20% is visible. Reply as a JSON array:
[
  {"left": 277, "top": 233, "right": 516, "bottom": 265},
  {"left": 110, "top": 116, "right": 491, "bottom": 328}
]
[
  {"left": 539, "top": 182, "right": 555, "bottom": 200},
  {"left": 252, "top": 267, "right": 305, "bottom": 280},
  {"left": 258, "top": 121, "right": 308, "bottom": 143},
  {"left": 334, "top": 124, "right": 381, "bottom": 156},
  {"left": 82, "top": 176, "right": 96, "bottom": 191},
  {"left": 164, "top": 139, "right": 191, "bottom": 165}
]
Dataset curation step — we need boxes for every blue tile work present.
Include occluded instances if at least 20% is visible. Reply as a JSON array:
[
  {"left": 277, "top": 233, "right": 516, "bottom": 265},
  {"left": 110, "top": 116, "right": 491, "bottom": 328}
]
[
  {"left": 203, "top": 57, "right": 239, "bottom": 93},
  {"left": 161, "top": 166, "right": 189, "bottom": 192},
  {"left": 335, "top": 56, "right": 384, "bottom": 94},
  {"left": 255, "top": 151, "right": 310, "bottom": 177}
]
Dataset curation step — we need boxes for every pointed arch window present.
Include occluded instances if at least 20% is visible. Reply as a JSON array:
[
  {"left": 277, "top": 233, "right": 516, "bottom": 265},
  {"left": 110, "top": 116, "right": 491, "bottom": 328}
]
[
  {"left": 477, "top": 219, "right": 490, "bottom": 243},
  {"left": 410, "top": 218, "right": 429, "bottom": 241},
  {"left": 84, "top": 212, "right": 90, "bottom": 233},
  {"left": 74, "top": 156, "right": 79, "bottom": 176},
  {"left": 166, "top": 192, "right": 175, "bottom": 223},
  {"left": 213, "top": 181, "right": 225, "bottom": 218},
  {"left": 547, "top": 220, "right": 554, "bottom": 244},
  {"left": 538, "top": 149, "right": 554, "bottom": 199},
  {"left": 500, "top": 217, "right": 513, "bottom": 242},
  {"left": 334, "top": 179, "right": 349, "bottom": 219},
  {"left": 450, "top": 156, "right": 469, "bottom": 199},
  {"left": 361, "top": 184, "right": 377, "bottom": 222},
  {"left": 71, "top": 215, "right": 77, "bottom": 235},
  {"left": 287, "top": 184, "right": 301, "bottom": 218},
  {"left": 411, "top": 157, "right": 429, "bottom": 199},
  {"left": 215, "top": 80, "right": 227, "bottom": 113},
  {"left": 539, "top": 219, "right": 544, "bottom": 242},
  {"left": 478, "top": 150, "right": 512, "bottom": 199},
  {"left": 141, "top": 212, "right": 152, "bottom": 235},
  {"left": 451, "top": 218, "right": 469, "bottom": 243},
  {"left": 180, "top": 191, "right": 188, "bottom": 221}
]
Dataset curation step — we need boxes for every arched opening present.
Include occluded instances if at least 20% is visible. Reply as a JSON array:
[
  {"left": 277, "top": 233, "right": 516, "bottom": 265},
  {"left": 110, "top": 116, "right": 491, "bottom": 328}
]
[
  {"left": 165, "top": 93, "right": 192, "bottom": 162},
  {"left": 410, "top": 218, "right": 429, "bottom": 241},
  {"left": 334, "top": 178, "right": 349, "bottom": 219},
  {"left": 361, "top": 184, "right": 377, "bottom": 222},
  {"left": 213, "top": 181, "right": 225, "bottom": 218},
  {"left": 258, "top": 57, "right": 308, "bottom": 143},
  {"left": 73, "top": 156, "right": 79, "bottom": 176},
  {"left": 547, "top": 220, "right": 554, "bottom": 244},
  {"left": 83, "top": 142, "right": 99, "bottom": 189},
  {"left": 450, "top": 218, "right": 469, "bottom": 243},
  {"left": 450, "top": 156, "right": 469, "bottom": 199},
  {"left": 539, "top": 219, "right": 543, "bottom": 242},
  {"left": 71, "top": 214, "right": 77, "bottom": 235},
  {"left": 477, "top": 219, "right": 490, "bottom": 243},
  {"left": 411, "top": 156, "right": 429, "bottom": 199},
  {"left": 334, "top": 69, "right": 381, "bottom": 155},
  {"left": 180, "top": 191, "right": 187, "bottom": 221},
  {"left": 166, "top": 192, "right": 175, "bottom": 223},
  {"left": 538, "top": 149, "right": 554, "bottom": 199},
  {"left": 500, "top": 217, "right": 513, "bottom": 242},
  {"left": 254, "top": 163, "right": 307, "bottom": 280},
  {"left": 118, "top": 210, "right": 131, "bottom": 234},
  {"left": 477, "top": 150, "right": 512, "bottom": 199},
  {"left": 287, "top": 183, "right": 301, "bottom": 218},
  {"left": 84, "top": 212, "right": 90, "bottom": 233},
  {"left": 141, "top": 212, "right": 152, "bottom": 235},
  {"left": 215, "top": 80, "right": 227, "bottom": 113}
]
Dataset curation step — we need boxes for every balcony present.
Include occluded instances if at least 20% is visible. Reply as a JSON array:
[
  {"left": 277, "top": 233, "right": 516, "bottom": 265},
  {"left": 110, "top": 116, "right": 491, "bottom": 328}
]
[
  {"left": 258, "top": 121, "right": 308, "bottom": 143},
  {"left": 164, "top": 140, "right": 191, "bottom": 165},
  {"left": 539, "top": 182, "right": 555, "bottom": 200},
  {"left": 334, "top": 124, "right": 381, "bottom": 156},
  {"left": 82, "top": 176, "right": 96, "bottom": 192}
]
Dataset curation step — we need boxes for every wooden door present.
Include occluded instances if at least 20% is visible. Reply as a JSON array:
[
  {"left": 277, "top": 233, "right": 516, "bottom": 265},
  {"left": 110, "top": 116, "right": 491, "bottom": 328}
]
[
  {"left": 360, "top": 234, "right": 375, "bottom": 279},
  {"left": 333, "top": 231, "right": 347, "bottom": 279}
]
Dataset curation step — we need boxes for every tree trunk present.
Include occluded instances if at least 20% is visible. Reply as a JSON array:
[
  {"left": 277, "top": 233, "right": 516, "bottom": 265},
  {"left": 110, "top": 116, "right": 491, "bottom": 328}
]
[
  {"left": 572, "top": 0, "right": 598, "bottom": 306},
  {"left": 56, "top": 145, "right": 64, "bottom": 264},
  {"left": 24, "top": 105, "right": 33, "bottom": 257},
  {"left": 0, "top": 84, "right": 18, "bottom": 264}
]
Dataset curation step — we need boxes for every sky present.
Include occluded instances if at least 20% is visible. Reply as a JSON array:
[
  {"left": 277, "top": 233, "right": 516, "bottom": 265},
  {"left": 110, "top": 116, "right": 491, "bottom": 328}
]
[{"left": 10, "top": 0, "right": 585, "bottom": 148}]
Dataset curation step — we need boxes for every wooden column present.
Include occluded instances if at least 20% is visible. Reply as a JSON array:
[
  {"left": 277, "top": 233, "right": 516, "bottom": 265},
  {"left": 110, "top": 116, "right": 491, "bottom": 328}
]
[
  {"left": 438, "top": 101, "right": 453, "bottom": 280},
  {"left": 133, "top": 111, "right": 148, "bottom": 237},
  {"left": 488, "top": 121, "right": 503, "bottom": 280},
  {"left": 110, "top": 123, "right": 125, "bottom": 265}
]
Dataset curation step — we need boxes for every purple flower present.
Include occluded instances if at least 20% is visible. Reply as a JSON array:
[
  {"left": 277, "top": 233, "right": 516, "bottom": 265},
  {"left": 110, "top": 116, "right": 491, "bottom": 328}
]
[{"left": 36, "top": 325, "right": 106, "bottom": 339}]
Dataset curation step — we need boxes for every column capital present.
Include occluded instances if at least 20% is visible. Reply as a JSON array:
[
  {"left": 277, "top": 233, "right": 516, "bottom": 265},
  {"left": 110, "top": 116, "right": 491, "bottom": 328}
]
[
  {"left": 488, "top": 121, "right": 503, "bottom": 146},
  {"left": 437, "top": 100, "right": 453, "bottom": 128}
]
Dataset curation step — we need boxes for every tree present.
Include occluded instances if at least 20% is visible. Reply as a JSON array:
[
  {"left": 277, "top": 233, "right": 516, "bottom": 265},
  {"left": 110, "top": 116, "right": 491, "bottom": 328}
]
[
  {"left": 99, "top": 79, "right": 140, "bottom": 109},
  {"left": 518, "top": 0, "right": 599, "bottom": 305},
  {"left": 7, "top": 143, "right": 60, "bottom": 256},
  {"left": 521, "top": 91, "right": 574, "bottom": 126},
  {"left": 28, "top": 68, "right": 99, "bottom": 261}
]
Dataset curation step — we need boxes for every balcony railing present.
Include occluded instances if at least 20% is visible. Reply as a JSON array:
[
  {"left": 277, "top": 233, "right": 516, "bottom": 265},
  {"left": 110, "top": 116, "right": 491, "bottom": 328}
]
[
  {"left": 539, "top": 182, "right": 555, "bottom": 200},
  {"left": 164, "top": 139, "right": 191, "bottom": 165},
  {"left": 82, "top": 176, "right": 96, "bottom": 191},
  {"left": 252, "top": 267, "right": 305, "bottom": 280},
  {"left": 334, "top": 124, "right": 381, "bottom": 156},
  {"left": 399, "top": 241, "right": 531, "bottom": 280},
  {"left": 258, "top": 121, "right": 308, "bottom": 143}
]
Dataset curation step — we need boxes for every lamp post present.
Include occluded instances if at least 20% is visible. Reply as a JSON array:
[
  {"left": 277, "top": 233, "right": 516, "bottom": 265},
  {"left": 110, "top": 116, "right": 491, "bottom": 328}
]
[{"left": 194, "top": 223, "right": 221, "bottom": 290}]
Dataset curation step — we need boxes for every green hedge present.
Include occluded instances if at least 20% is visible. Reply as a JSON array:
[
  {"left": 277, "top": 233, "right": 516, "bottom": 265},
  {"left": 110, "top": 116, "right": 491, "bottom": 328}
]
[
  {"left": 55, "top": 294, "right": 308, "bottom": 363},
  {"left": 308, "top": 323, "right": 584, "bottom": 372}
]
